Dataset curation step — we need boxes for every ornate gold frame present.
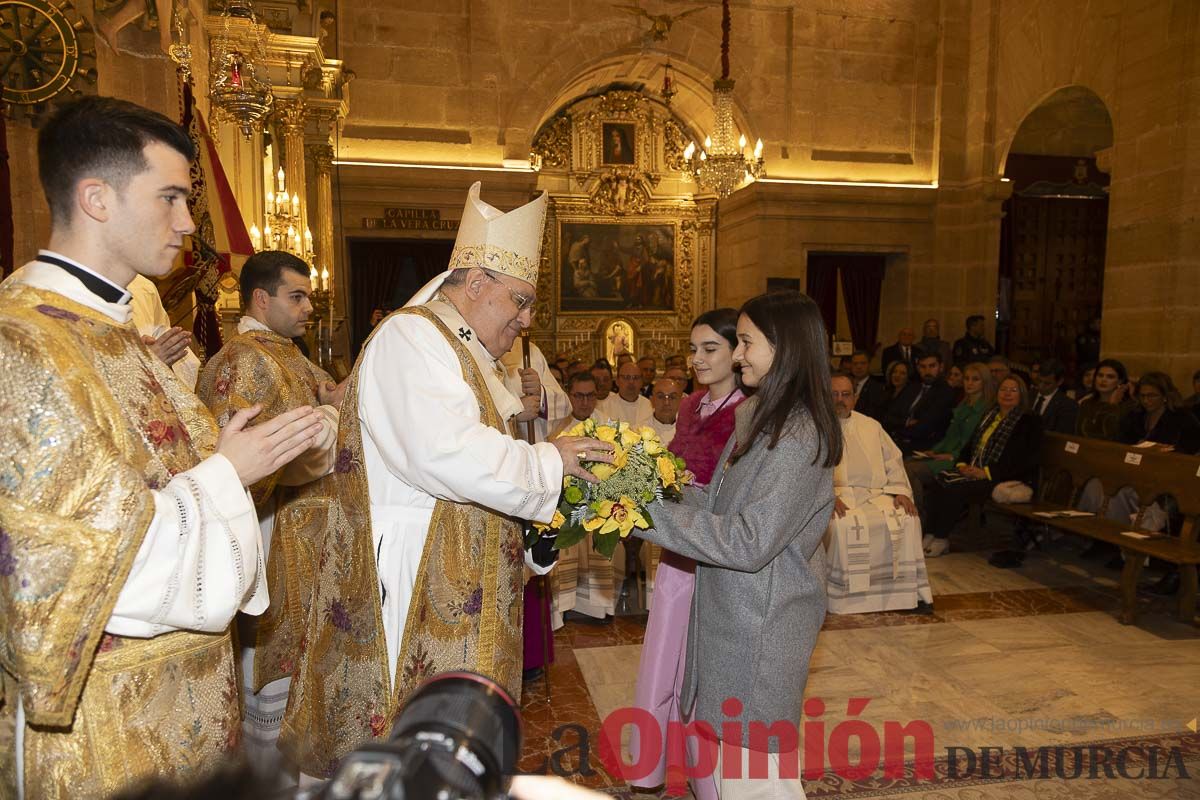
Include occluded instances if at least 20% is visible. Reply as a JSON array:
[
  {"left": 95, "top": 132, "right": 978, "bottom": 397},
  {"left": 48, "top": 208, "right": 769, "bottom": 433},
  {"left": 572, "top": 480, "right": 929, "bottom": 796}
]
[{"left": 529, "top": 89, "right": 715, "bottom": 365}]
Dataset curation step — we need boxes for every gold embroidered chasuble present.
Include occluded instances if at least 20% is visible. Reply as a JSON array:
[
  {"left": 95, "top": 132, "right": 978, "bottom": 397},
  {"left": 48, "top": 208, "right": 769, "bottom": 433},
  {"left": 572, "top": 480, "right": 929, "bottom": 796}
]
[
  {"left": 279, "top": 305, "right": 526, "bottom": 778},
  {"left": 196, "top": 328, "right": 335, "bottom": 689},
  {"left": 0, "top": 283, "right": 241, "bottom": 797}
]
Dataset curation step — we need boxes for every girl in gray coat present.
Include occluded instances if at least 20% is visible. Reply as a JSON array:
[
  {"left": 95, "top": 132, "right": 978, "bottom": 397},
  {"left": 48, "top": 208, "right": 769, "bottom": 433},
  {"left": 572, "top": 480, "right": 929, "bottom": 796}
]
[{"left": 632, "top": 290, "right": 842, "bottom": 799}]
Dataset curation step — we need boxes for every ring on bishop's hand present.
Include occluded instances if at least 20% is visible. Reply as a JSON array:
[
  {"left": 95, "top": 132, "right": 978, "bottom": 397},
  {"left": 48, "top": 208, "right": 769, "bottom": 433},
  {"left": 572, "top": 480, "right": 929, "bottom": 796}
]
[{"left": 577, "top": 451, "right": 588, "bottom": 461}]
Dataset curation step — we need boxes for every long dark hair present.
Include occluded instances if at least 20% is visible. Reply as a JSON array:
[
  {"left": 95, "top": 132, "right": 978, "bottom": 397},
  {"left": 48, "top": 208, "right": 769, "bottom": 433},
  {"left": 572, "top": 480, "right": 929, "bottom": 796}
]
[
  {"left": 732, "top": 291, "right": 842, "bottom": 468},
  {"left": 692, "top": 307, "right": 739, "bottom": 348},
  {"left": 1085, "top": 358, "right": 1128, "bottom": 401}
]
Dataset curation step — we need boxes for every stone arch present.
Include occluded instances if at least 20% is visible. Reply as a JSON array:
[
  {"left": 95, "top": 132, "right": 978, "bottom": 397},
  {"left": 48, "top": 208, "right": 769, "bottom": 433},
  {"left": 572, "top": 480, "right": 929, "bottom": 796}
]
[
  {"left": 498, "top": 15, "right": 745, "bottom": 152},
  {"left": 527, "top": 50, "right": 758, "bottom": 154},
  {"left": 998, "top": 85, "right": 1113, "bottom": 175},
  {"left": 989, "top": 0, "right": 1121, "bottom": 176}
]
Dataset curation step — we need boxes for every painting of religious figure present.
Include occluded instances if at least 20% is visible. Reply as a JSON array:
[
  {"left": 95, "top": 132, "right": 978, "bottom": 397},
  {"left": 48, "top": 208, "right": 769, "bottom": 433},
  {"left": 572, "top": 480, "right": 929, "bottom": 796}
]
[
  {"left": 560, "top": 222, "right": 676, "bottom": 312},
  {"left": 601, "top": 122, "right": 636, "bottom": 165}
]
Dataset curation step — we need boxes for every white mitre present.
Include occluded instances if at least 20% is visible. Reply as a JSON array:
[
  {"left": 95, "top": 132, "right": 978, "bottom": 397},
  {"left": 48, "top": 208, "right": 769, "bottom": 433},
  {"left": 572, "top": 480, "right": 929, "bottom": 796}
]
[{"left": 405, "top": 181, "right": 548, "bottom": 307}]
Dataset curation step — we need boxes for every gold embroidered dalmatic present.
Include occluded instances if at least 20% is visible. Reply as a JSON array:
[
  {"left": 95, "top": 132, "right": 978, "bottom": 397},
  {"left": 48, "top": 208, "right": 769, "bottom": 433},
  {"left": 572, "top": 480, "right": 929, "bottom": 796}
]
[
  {"left": 197, "top": 329, "right": 335, "bottom": 689},
  {"left": 279, "top": 306, "right": 525, "bottom": 778},
  {"left": 0, "top": 283, "right": 241, "bottom": 798}
]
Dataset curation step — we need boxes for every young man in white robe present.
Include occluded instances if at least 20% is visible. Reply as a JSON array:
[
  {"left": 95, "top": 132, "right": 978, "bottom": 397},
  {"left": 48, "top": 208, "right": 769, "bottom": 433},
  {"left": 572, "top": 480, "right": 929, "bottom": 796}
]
[{"left": 825, "top": 373, "right": 934, "bottom": 614}]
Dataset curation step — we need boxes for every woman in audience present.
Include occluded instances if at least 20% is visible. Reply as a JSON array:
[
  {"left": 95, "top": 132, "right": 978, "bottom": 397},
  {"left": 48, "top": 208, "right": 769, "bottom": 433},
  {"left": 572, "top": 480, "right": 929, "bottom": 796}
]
[
  {"left": 630, "top": 290, "right": 840, "bottom": 799},
  {"left": 922, "top": 375, "right": 1042, "bottom": 557},
  {"left": 884, "top": 360, "right": 910, "bottom": 402},
  {"left": 1076, "top": 358, "right": 1137, "bottom": 440},
  {"left": 906, "top": 362, "right": 995, "bottom": 531},
  {"left": 946, "top": 364, "right": 966, "bottom": 402},
  {"left": 1118, "top": 371, "right": 1200, "bottom": 454},
  {"left": 1070, "top": 363, "right": 1096, "bottom": 400},
  {"left": 630, "top": 307, "right": 745, "bottom": 800}
]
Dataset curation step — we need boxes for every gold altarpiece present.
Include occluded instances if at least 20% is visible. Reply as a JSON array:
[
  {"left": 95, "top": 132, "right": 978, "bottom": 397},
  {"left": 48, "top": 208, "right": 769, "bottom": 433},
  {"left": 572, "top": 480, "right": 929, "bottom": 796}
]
[{"left": 530, "top": 90, "right": 716, "bottom": 364}]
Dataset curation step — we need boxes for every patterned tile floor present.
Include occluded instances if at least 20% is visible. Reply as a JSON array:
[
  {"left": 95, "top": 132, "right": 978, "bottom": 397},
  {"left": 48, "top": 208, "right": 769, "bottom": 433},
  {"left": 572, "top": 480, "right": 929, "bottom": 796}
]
[{"left": 517, "top": 538, "right": 1200, "bottom": 798}]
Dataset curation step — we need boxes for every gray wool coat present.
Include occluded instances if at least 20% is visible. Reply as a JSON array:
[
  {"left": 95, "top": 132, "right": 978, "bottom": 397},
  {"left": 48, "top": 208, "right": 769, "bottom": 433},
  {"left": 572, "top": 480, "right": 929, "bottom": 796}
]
[{"left": 636, "top": 397, "right": 834, "bottom": 751}]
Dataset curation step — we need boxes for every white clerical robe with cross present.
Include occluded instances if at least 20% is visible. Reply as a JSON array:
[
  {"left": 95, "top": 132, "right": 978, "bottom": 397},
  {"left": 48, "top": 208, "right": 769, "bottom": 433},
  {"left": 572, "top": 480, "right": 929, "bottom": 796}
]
[
  {"left": 357, "top": 298, "right": 562, "bottom": 675},
  {"left": 825, "top": 411, "right": 933, "bottom": 614}
]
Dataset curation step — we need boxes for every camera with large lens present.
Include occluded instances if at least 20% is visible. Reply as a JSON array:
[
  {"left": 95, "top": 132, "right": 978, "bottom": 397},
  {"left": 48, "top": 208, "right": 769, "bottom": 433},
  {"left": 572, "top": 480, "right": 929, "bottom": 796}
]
[{"left": 314, "top": 671, "right": 522, "bottom": 800}]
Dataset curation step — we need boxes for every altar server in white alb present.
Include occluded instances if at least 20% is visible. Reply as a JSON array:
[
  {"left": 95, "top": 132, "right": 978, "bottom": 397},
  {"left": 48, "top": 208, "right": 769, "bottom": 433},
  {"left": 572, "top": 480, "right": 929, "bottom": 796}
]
[
  {"left": 825, "top": 373, "right": 933, "bottom": 614},
  {"left": 281, "top": 182, "right": 611, "bottom": 778}
]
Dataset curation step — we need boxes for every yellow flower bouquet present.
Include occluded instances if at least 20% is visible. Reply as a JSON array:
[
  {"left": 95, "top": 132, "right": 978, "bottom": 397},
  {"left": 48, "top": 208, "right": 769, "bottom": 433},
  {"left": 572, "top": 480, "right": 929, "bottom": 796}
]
[{"left": 527, "top": 419, "right": 691, "bottom": 558}]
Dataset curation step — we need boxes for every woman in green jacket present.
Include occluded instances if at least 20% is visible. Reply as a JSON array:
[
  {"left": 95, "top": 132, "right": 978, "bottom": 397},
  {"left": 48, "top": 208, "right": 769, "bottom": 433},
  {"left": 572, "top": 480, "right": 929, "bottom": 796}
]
[{"left": 904, "top": 362, "right": 995, "bottom": 519}]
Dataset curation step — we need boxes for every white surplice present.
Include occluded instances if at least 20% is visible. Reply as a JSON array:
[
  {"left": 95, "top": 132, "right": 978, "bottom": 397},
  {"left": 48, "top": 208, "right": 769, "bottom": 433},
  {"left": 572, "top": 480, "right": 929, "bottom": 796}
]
[
  {"left": 357, "top": 297, "right": 563, "bottom": 675},
  {"left": 824, "top": 411, "right": 932, "bottom": 614},
  {"left": 597, "top": 393, "right": 653, "bottom": 429},
  {"left": 6, "top": 258, "right": 267, "bottom": 795},
  {"left": 128, "top": 273, "right": 202, "bottom": 390}
]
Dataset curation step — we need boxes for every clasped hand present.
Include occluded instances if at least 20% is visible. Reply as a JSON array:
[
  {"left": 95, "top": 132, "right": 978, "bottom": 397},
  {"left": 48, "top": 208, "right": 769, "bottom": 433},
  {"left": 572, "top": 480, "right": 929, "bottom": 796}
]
[{"left": 217, "top": 405, "right": 326, "bottom": 486}]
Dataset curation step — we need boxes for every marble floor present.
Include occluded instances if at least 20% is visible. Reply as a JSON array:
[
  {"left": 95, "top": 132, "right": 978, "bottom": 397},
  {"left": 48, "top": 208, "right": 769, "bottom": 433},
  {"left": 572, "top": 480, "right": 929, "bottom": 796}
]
[{"left": 516, "top": 538, "right": 1200, "bottom": 799}]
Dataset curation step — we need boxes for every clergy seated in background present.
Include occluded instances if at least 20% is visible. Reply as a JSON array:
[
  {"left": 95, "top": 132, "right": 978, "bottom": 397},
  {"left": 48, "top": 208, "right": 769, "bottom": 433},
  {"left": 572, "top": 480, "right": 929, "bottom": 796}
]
[
  {"left": 129, "top": 273, "right": 201, "bottom": 389},
  {"left": 550, "top": 372, "right": 618, "bottom": 622},
  {"left": 597, "top": 358, "right": 654, "bottom": 428},
  {"left": 279, "top": 182, "right": 611, "bottom": 779},
  {"left": 196, "top": 250, "right": 345, "bottom": 779},
  {"left": 824, "top": 374, "right": 933, "bottom": 614},
  {"left": 0, "top": 96, "right": 323, "bottom": 797},
  {"left": 883, "top": 352, "right": 956, "bottom": 454},
  {"left": 647, "top": 376, "right": 684, "bottom": 443}
]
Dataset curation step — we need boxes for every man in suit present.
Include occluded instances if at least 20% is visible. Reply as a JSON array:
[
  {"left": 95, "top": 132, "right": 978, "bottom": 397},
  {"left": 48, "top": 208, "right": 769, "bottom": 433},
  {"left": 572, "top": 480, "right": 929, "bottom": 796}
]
[
  {"left": 1032, "top": 358, "right": 1079, "bottom": 434},
  {"left": 880, "top": 327, "right": 922, "bottom": 376},
  {"left": 849, "top": 349, "right": 888, "bottom": 420},
  {"left": 953, "top": 314, "right": 995, "bottom": 366},
  {"left": 884, "top": 352, "right": 957, "bottom": 454}
]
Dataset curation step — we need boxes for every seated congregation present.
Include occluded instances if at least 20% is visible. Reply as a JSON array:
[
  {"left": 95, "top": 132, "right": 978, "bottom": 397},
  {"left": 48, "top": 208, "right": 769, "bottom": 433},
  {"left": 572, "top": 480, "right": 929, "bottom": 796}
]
[{"left": 823, "top": 316, "right": 1200, "bottom": 621}]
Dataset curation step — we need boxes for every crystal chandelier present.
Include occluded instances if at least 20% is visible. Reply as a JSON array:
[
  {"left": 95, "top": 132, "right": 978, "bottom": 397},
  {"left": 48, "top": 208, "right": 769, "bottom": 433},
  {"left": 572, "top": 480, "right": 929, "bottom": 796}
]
[
  {"left": 248, "top": 167, "right": 325, "bottom": 289},
  {"left": 682, "top": 0, "right": 765, "bottom": 197},
  {"left": 209, "top": 0, "right": 274, "bottom": 139}
]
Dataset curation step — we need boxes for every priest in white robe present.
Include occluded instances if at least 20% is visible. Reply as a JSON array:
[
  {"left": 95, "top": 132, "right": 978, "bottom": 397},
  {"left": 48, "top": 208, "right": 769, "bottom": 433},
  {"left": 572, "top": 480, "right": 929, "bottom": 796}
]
[
  {"left": 597, "top": 358, "right": 654, "bottom": 428},
  {"left": 281, "top": 182, "right": 612, "bottom": 778},
  {"left": 825, "top": 374, "right": 933, "bottom": 614}
]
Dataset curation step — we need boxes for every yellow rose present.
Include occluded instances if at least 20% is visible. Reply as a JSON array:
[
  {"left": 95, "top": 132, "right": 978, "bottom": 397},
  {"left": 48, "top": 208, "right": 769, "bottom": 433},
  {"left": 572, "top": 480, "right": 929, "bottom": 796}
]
[
  {"left": 657, "top": 455, "right": 677, "bottom": 489},
  {"left": 563, "top": 421, "right": 585, "bottom": 438},
  {"left": 639, "top": 426, "right": 657, "bottom": 440},
  {"left": 644, "top": 437, "right": 664, "bottom": 456},
  {"left": 612, "top": 445, "right": 628, "bottom": 470},
  {"left": 534, "top": 508, "right": 567, "bottom": 532},
  {"left": 619, "top": 426, "right": 640, "bottom": 449},
  {"left": 591, "top": 462, "right": 617, "bottom": 482},
  {"left": 595, "top": 425, "right": 618, "bottom": 444}
]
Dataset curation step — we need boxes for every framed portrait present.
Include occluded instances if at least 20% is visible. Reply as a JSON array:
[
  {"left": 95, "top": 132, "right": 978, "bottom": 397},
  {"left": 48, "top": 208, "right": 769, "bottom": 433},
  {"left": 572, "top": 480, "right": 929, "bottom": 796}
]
[
  {"left": 560, "top": 221, "right": 676, "bottom": 313},
  {"left": 601, "top": 122, "right": 636, "bottom": 165}
]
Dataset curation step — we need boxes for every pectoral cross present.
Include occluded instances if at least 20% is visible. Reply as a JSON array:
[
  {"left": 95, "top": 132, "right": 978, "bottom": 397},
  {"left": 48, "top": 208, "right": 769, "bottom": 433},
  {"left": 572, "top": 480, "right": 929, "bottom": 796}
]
[{"left": 458, "top": 327, "right": 473, "bottom": 342}]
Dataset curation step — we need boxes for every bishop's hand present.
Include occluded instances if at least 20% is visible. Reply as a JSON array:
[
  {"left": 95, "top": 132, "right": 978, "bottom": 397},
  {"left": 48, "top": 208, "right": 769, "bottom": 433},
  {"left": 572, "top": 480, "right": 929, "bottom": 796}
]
[{"left": 552, "top": 436, "right": 615, "bottom": 484}]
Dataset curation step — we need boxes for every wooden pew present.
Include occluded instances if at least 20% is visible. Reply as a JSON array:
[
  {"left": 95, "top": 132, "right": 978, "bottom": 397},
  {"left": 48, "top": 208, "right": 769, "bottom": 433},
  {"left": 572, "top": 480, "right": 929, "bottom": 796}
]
[{"left": 986, "top": 433, "right": 1200, "bottom": 625}]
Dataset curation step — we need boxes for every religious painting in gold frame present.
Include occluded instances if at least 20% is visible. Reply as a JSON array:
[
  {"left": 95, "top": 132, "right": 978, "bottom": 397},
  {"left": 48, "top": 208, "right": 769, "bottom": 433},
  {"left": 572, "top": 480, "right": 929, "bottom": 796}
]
[
  {"left": 601, "top": 122, "right": 636, "bottom": 165},
  {"left": 559, "top": 221, "right": 676, "bottom": 313}
]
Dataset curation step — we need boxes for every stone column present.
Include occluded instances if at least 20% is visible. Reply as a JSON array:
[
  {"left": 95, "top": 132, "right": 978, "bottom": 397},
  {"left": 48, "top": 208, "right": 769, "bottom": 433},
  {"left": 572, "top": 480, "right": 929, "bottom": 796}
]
[
  {"left": 306, "top": 143, "right": 335, "bottom": 281},
  {"left": 272, "top": 98, "right": 309, "bottom": 249}
]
